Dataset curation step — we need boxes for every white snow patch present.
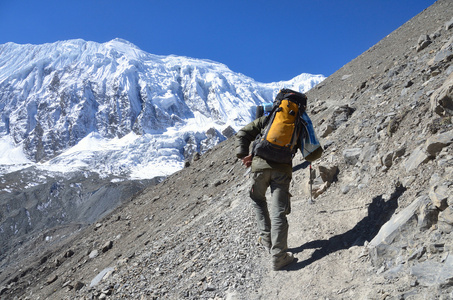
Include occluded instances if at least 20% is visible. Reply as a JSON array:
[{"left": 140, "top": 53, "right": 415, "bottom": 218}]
[{"left": 0, "top": 136, "right": 32, "bottom": 165}]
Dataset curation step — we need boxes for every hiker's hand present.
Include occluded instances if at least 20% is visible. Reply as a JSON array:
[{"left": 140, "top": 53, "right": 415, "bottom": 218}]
[{"left": 241, "top": 155, "right": 252, "bottom": 168}]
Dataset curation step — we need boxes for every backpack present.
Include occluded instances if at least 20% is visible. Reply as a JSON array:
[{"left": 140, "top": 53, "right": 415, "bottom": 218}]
[
  {"left": 300, "top": 111, "right": 323, "bottom": 162},
  {"left": 252, "top": 89, "right": 307, "bottom": 164}
]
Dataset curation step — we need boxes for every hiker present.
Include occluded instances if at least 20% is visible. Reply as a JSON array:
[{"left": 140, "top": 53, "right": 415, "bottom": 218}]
[{"left": 236, "top": 89, "right": 322, "bottom": 271}]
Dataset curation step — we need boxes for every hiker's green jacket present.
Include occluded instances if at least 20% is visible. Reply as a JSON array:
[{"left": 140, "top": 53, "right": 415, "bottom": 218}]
[{"left": 235, "top": 116, "right": 293, "bottom": 175}]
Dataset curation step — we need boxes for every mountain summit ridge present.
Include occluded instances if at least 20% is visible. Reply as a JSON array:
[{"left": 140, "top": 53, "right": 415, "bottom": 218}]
[{"left": 0, "top": 38, "right": 324, "bottom": 178}]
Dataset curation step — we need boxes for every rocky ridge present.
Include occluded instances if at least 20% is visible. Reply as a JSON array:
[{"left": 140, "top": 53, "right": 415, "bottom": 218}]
[{"left": 1, "top": 0, "right": 453, "bottom": 299}]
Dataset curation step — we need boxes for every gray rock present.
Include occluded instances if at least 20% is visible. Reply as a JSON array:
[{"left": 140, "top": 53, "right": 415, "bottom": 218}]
[
  {"left": 418, "top": 202, "right": 439, "bottom": 230},
  {"left": 404, "top": 145, "right": 430, "bottom": 172},
  {"left": 89, "top": 250, "right": 99, "bottom": 259},
  {"left": 429, "top": 183, "right": 450, "bottom": 210},
  {"left": 359, "top": 144, "right": 378, "bottom": 163},
  {"left": 46, "top": 274, "right": 58, "bottom": 285},
  {"left": 438, "top": 207, "right": 453, "bottom": 233},
  {"left": 330, "top": 105, "right": 355, "bottom": 129},
  {"left": 410, "top": 255, "right": 453, "bottom": 287},
  {"left": 341, "top": 185, "right": 352, "bottom": 194},
  {"left": 64, "top": 249, "right": 75, "bottom": 258},
  {"left": 425, "top": 130, "right": 453, "bottom": 157},
  {"left": 318, "top": 164, "right": 339, "bottom": 183},
  {"left": 393, "top": 145, "right": 406, "bottom": 160},
  {"left": 417, "top": 34, "right": 432, "bottom": 52},
  {"left": 320, "top": 123, "right": 334, "bottom": 138},
  {"left": 222, "top": 126, "right": 236, "bottom": 139},
  {"left": 74, "top": 281, "right": 85, "bottom": 291},
  {"left": 381, "top": 151, "right": 394, "bottom": 168},
  {"left": 407, "top": 246, "right": 426, "bottom": 261},
  {"left": 368, "top": 195, "right": 431, "bottom": 264},
  {"left": 446, "top": 17, "right": 453, "bottom": 30},
  {"left": 429, "top": 47, "right": 453, "bottom": 66},
  {"left": 90, "top": 267, "right": 115, "bottom": 288},
  {"left": 430, "top": 72, "right": 453, "bottom": 116},
  {"left": 102, "top": 241, "right": 113, "bottom": 253},
  {"left": 401, "top": 176, "right": 416, "bottom": 187},
  {"left": 0, "top": 286, "right": 8, "bottom": 296},
  {"left": 343, "top": 148, "right": 362, "bottom": 165}
]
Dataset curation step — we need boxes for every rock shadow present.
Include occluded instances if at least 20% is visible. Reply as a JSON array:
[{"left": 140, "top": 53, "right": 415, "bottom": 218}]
[{"left": 287, "top": 185, "right": 406, "bottom": 271}]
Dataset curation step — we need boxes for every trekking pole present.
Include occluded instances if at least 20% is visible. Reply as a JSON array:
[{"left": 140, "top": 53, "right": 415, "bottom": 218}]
[{"left": 309, "top": 163, "right": 312, "bottom": 202}]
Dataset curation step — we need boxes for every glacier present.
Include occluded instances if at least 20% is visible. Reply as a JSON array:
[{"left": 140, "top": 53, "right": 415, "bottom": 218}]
[{"left": 0, "top": 38, "right": 325, "bottom": 180}]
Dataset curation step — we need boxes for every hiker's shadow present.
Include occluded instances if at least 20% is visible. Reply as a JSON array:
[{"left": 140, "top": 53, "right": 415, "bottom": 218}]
[
  {"left": 292, "top": 161, "right": 311, "bottom": 172},
  {"left": 287, "top": 185, "right": 406, "bottom": 271}
]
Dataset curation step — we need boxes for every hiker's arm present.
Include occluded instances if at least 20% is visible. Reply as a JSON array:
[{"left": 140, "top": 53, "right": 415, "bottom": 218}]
[{"left": 235, "top": 117, "right": 265, "bottom": 158}]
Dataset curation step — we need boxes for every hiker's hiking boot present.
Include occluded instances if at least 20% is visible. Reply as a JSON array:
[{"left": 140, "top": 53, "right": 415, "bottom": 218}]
[
  {"left": 258, "top": 236, "right": 271, "bottom": 253},
  {"left": 272, "top": 252, "right": 294, "bottom": 271}
]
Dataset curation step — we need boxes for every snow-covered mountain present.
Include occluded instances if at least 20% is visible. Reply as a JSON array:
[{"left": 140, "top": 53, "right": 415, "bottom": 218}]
[{"left": 0, "top": 38, "right": 325, "bottom": 179}]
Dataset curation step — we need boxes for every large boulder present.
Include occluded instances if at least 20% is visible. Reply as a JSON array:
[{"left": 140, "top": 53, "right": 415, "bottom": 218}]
[
  {"left": 404, "top": 145, "right": 430, "bottom": 172},
  {"left": 425, "top": 129, "right": 453, "bottom": 157},
  {"left": 368, "top": 195, "right": 431, "bottom": 266},
  {"left": 430, "top": 72, "right": 453, "bottom": 116}
]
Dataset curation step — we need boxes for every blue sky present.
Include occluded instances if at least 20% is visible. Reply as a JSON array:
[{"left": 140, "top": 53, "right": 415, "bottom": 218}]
[{"left": 0, "top": 0, "right": 435, "bottom": 83}]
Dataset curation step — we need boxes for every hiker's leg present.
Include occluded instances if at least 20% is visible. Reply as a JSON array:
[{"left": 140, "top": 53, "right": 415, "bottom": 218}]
[
  {"left": 249, "top": 170, "right": 272, "bottom": 244},
  {"left": 269, "top": 171, "right": 292, "bottom": 258}
]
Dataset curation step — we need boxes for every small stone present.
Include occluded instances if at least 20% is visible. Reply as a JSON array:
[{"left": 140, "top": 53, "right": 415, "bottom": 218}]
[
  {"left": 55, "top": 258, "right": 62, "bottom": 267},
  {"left": 410, "top": 278, "right": 419, "bottom": 287},
  {"left": 381, "top": 151, "right": 393, "bottom": 168},
  {"left": 204, "top": 283, "right": 216, "bottom": 291},
  {"left": 341, "top": 185, "right": 351, "bottom": 194},
  {"left": 40, "top": 255, "right": 48, "bottom": 265},
  {"left": 89, "top": 250, "right": 99, "bottom": 259},
  {"left": 445, "top": 17, "right": 453, "bottom": 30},
  {"left": 74, "top": 281, "right": 85, "bottom": 291},
  {"left": 102, "top": 241, "right": 113, "bottom": 253},
  {"left": 0, "top": 286, "right": 8, "bottom": 295},
  {"left": 213, "top": 180, "right": 223, "bottom": 187},
  {"left": 407, "top": 246, "right": 426, "bottom": 261},
  {"left": 46, "top": 274, "right": 58, "bottom": 285},
  {"left": 64, "top": 249, "right": 75, "bottom": 258},
  {"left": 416, "top": 34, "right": 432, "bottom": 52},
  {"left": 428, "top": 243, "right": 445, "bottom": 254},
  {"left": 401, "top": 176, "right": 416, "bottom": 187}
]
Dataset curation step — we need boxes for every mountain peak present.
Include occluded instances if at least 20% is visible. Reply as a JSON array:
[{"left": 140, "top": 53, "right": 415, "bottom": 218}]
[
  {"left": 107, "top": 38, "right": 139, "bottom": 47},
  {"left": 0, "top": 38, "right": 324, "bottom": 178}
]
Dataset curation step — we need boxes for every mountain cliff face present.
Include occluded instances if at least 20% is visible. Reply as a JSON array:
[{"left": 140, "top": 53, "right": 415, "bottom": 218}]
[
  {"left": 0, "top": 39, "right": 323, "bottom": 171},
  {"left": 1, "top": 0, "right": 453, "bottom": 299}
]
